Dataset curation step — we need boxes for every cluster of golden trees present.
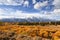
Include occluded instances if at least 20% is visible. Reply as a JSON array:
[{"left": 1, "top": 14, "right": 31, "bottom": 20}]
[{"left": 0, "top": 25, "right": 60, "bottom": 40}]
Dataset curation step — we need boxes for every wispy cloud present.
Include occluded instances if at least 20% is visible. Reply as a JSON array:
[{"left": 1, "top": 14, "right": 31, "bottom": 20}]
[
  {"left": 0, "top": 0, "right": 60, "bottom": 21},
  {"left": 0, "top": 8, "right": 60, "bottom": 21},
  {"left": 53, "top": 0, "right": 60, "bottom": 9},
  {"left": 0, "top": 0, "right": 24, "bottom": 5},
  {"left": 52, "top": 0, "right": 60, "bottom": 14},
  {"left": 34, "top": 1, "right": 48, "bottom": 10}
]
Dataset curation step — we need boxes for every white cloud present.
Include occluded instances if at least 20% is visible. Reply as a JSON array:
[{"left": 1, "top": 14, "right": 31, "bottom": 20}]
[
  {"left": 52, "top": 0, "right": 60, "bottom": 14},
  {"left": 0, "top": 8, "right": 50, "bottom": 19},
  {"left": 0, "top": 8, "right": 59, "bottom": 21},
  {"left": 0, "top": 0, "right": 29, "bottom": 7},
  {"left": 0, "top": 9, "right": 7, "bottom": 15},
  {"left": 34, "top": 2, "right": 41, "bottom": 9},
  {"left": 34, "top": 1, "right": 48, "bottom": 10},
  {"left": 32, "top": 0, "right": 36, "bottom": 4},
  {"left": 0, "top": 0, "right": 24, "bottom": 5},
  {"left": 53, "top": 0, "right": 60, "bottom": 9},
  {"left": 0, "top": 0, "right": 60, "bottom": 21},
  {"left": 0, "top": 8, "right": 40, "bottom": 18},
  {"left": 53, "top": 9, "right": 60, "bottom": 14},
  {"left": 23, "top": 0, "right": 29, "bottom": 7}
]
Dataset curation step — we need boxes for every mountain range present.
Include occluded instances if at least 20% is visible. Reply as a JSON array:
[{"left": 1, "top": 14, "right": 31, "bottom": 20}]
[{"left": 0, "top": 16, "right": 57, "bottom": 22}]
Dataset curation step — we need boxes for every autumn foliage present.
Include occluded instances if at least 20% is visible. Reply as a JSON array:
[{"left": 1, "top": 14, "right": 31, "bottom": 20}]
[{"left": 0, "top": 22, "right": 60, "bottom": 40}]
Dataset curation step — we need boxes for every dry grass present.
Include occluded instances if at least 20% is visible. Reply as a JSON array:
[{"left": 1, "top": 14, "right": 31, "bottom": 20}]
[{"left": 0, "top": 24, "right": 60, "bottom": 40}]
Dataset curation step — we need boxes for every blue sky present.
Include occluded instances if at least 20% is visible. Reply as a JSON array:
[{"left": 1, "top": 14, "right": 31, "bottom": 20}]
[{"left": 0, "top": 0, "right": 60, "bottom": 21}]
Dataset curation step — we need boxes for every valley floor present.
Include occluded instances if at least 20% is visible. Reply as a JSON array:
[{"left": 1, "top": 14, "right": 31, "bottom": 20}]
[{"left": 0, "top": 25, "right": 60, "bottom": 40}]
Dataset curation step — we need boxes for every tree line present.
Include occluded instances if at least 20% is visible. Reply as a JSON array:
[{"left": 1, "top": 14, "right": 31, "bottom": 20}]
[{"left": 0, "top": 21, "right": 60, "bottom": 26}]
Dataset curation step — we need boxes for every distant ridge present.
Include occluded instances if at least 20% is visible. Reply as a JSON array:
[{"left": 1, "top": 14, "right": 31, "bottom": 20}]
[{"left": 0, "top": 17, "right": 57, "bottom": 22}]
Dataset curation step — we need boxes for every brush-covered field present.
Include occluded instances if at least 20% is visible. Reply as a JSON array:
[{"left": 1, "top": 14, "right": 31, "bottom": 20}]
[{"left": 0, "top": 22, "right": 60, "bottom": 40}]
